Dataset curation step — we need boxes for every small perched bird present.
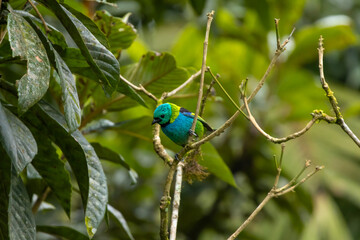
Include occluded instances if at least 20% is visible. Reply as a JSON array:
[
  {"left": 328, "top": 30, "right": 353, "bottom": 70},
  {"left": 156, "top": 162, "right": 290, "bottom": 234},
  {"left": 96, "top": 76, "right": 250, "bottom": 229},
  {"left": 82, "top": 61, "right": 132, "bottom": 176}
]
[{"left": 152, "top": 103, "right": 214, "bottom": 146}]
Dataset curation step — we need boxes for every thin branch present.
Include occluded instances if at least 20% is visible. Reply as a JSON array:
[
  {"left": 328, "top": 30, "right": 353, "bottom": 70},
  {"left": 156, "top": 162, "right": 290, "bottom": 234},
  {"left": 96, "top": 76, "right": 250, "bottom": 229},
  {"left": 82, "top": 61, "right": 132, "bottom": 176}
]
[
  {"left": 200, "top": 78, "right": 216, "bottom": 116},
  {"left": 275, "top": 18, "right": 281, "bottom": 50},
  {"left": 169, "top": 162, "right": 184, "bottom": 240},
  {"left": 162, "top": 70, "right": 201, "bottom": 100},
  {"left": 160, "top": 163, "right": 177, "bottom": 240},
  {"left": 242, "top": 91, "right": 324, "bottom": 143},
  {"left": 28, "top": 0, "right": 51, "bottom": 33},
  {"left": 153, "top": 124, "right": 174, "bottom": 165},
  {"left": 189, "top": 10, "right": 215, "bottom": 142},
  {"left": 207, "top": 67, "right": 248, "bottom": 119},
  {"left": 32, "top": 186, "right": 51, "bottom": 214},
  {"left": 120, "top": 74, "right": 158, "bottom": 102},
  {"left": 228, "top": 146, "right": 323, "bottom": 240},
  {"left": 190, "top": 24, "right": 296, "bottom": 149},
  {"left": 318, "top": 36, "right": 360, "bottom": 147}
]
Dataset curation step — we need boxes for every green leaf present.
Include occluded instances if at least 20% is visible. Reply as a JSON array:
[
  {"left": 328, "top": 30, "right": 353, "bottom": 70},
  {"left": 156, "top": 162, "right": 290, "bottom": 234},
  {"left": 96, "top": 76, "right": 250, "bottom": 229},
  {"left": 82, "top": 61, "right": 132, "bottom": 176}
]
[
  {"left": 107, "top": 204, "right": 135, "bottom": 240},
  {"left": 0, "top": 148, "right": 11, "bottom": 239},
  {"left": 94, "top": 10, "right": 137, "bottom": 52},
  {"left": 199, "top": 143, "right": 237, "bottom": 188},
  {"left": 62, "top": 4, "right": 109, "bottom": 49},
  {"left": 31, "top": 101, "right": 108, "bottom": 238},
  {"left": 9, "top": 170, "right": 36, "bottom": 240},
  {"left": 39, "top": 0, "right": 119, "bottom": 95},
  {"left": 0, "top": 102, "right": 17, "bottom": 169},
  {"left": 91, "top": 142, "right": 138, "bottom": 184},
  {"left": 288, "top": 25, "right": 356, "bottom": 65},
  {"left": 24, "top": 18, "right": 81, "bottom": 132},
  {"left": 7, "top": 10, "right": 50, "bottom": 113},
  {"left": 30, "top": 128, "right": 72, "bottom": 218},
  {"left": 37, "top": 225, "right": 90, "bottom": 240},
  {"left": 0, "top": 103, "right": 37, "bottom": 174},
  {"left": 15, "top": 10, "right": 68, "bottom": 50}
]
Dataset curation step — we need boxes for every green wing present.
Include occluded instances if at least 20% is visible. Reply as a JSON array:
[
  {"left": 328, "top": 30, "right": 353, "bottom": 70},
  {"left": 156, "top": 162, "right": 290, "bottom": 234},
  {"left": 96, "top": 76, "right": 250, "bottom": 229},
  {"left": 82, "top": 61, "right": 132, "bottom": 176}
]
[{"left": 180, "top": 107, "right": 214, "bottom": 132}]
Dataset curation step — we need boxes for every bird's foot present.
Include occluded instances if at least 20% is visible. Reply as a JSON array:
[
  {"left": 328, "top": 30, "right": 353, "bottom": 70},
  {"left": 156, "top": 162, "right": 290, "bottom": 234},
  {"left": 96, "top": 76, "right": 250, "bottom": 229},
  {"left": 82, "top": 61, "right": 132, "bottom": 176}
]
[
  {"left": 188, "top": 129, "right": 198, "bottom": 137},
  {"left": 174, "top": 153, "right": 183, "bottom": 162}
]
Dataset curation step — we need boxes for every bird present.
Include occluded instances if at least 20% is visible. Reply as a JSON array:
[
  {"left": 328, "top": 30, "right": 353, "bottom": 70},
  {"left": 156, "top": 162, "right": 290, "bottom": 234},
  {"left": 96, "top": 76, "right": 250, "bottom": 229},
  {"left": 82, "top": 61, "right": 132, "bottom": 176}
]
[{"left": 152, "top": 103, "right": 214, "bottom": 146}]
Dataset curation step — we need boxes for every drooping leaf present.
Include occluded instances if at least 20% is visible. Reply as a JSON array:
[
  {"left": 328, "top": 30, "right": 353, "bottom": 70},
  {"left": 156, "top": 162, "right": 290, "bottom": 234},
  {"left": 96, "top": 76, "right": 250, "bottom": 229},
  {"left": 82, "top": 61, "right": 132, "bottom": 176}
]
[
  {"left": 0, "top": 103, "right": 37, "bottom": 174},
  {"left": 15, "top": 10, "right": 68, "bottom": 50},
  {"left": 9, "top": 168, "right": 36, "bottom": 240},
  {"left": 38, "top": 0, "right": 119, "bottom": 95},
  {"left": 24, "top": 18, "right": 81, "bottom": 132},
  {"left": 200, "top": 143, "right": 238, "bottom": 188},
  {"left": 28, "top": 101, "right": 108, "bottom": 238},
  {"left": 37, "top": 225, "right": 90, "bottom": 240},
  {"left": 62, "top": 4, "right": 109, "bottom": 48},
  {"left": 91, "top": 142, "right": 138, "bottom": 184},
  {"left": 7, "top": 9, "right": 50, "bottom": 113},
  {"left": 94, "top": 10, "right": 137, "bottom": 52},
  {"left": 30, "top": 128, "right": 72, "bottom": 217},
  {"left": 107, "top": 204, "right": 135, "bottom": 240},
  {"left": 0, "top": 148, "right": 11, "bottom": 239},
  {"left": 0, "top": 101, "right": 17, "bottom": 169}
]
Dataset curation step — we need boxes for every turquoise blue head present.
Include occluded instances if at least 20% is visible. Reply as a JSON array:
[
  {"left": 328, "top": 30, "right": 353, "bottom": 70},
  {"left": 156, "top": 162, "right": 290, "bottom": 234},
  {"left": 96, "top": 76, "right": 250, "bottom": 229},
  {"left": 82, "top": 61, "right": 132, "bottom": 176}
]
[{"left": 152, "top": 103, "right": 172, "bottom": 126}]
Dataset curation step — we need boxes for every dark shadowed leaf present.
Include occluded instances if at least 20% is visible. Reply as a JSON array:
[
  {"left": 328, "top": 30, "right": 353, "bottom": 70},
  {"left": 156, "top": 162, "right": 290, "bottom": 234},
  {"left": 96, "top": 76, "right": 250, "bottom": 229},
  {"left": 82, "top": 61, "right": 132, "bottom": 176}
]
[
  {"left": 30, "top": 101, "right": 108, "bottom": 238},
  {"left": 0, "top": 102, "right": 17, "bottom": 169},
  {"left": 37, "top": 225, "right": 90, "bottom": 240},
  {"left": 7, "top": 10, "right": 50, "bottom": 113},
  {"left": 30, "top": 128, "right": 72, "bottom": 217},
  {"left": 107, "top": 204, "right": 135, "bottom": 240},
  {"left": 200, "top": 143, "right": 238, "bottom": 188},
  {"left": 94, "top": 10, "right": 137, "bottom": 52},
  {"left": 38, "top": 0, "right": 119, "bottom": 95},
  {"left": 0, "top": 103, "right": 37, "bottom": 174},
  {"left": 91, "top": 142, "right": 138, "bottom": 184},
  {"left": 62, "top": 4, "right": 109, "bottom": 48},
  {"left": 0, "top": 148, "right": 11, "bottom": 239},
  {"left": 9, "top": 169, "right": 36, "bottom": 239},
  {"left": 189, "top": 0, "right": 206, "bottom": 15}
]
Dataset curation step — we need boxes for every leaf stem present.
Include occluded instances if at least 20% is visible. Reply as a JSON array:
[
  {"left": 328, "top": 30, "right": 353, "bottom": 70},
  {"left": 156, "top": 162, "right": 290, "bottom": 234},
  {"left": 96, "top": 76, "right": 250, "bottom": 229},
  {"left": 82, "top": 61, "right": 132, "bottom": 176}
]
[{"left": 28, "top": 0, "right": 51, "bottom": 33}]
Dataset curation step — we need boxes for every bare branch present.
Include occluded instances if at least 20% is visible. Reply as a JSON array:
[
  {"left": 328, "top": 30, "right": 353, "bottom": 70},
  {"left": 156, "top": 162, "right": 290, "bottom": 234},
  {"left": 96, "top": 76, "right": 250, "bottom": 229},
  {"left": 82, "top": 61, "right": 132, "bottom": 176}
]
[
  {"left": 190, "top": 24, "right": 296, "bottom": 149},
  {"left": 120, "top": 74, "right": 158, "bottom": 102},
  {"left": 169, "top": 162, "right": 184, "bottom": 240},
  {"left": 189, "top": 10, "right": 215, "bottom": 142},
  {"left": 200, "top": 78, "right": 216, "bottom": 116},
  {"left": 318, "top": 36, "right": 360, "bottom": 147},
  {"left": 153, "top": 124, "right": 174, "bottom": 165},
  {"left": 32, "top": 186, "right": 51, "bottom": 214},
  {"left": 28, "top": 0, "right": 51, "bottom": 33},
  {"left": 162, "top": 70, "right": 201, "bottom": 100}
]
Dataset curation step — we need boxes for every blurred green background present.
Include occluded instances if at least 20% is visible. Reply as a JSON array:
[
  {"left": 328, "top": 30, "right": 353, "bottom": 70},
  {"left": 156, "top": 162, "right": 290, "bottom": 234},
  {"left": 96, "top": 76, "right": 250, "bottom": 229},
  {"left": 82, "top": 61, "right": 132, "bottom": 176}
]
[{"left": 13, "top": 0, "right": 360, "bottom": 239}]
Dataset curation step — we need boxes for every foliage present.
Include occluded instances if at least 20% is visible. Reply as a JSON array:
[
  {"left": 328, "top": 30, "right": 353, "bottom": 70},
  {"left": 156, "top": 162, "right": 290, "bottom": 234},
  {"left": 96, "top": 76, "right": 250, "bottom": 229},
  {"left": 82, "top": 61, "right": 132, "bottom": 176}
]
[{"left": 0, "top": 0, "right": 359, "bottom": 240}]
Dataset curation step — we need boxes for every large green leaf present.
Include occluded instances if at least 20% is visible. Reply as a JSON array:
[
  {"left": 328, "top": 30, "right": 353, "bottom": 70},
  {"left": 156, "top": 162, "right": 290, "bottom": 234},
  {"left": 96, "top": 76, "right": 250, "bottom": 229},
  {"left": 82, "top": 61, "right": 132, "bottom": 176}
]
[
  {"left": 30, "top": 128, "right": 72, "bottom": 218},
  {"left": 7, "top": 10, "right": 50, "bottom": 113},
  {"left": 200, "top": 143, "right": 238, "bottom": 188},
  {"left": 24, "top": 18, "right": 81, "bottom": 132},
  {"left": 37, "top": 225, "right": 90, "bottom": 240},
  {"left": 38, "top": 0, "right": 119, "bottom": 95},
  {"left": 94, "top": 10, "right": 137, "bottom": 52},
  {"left": 107, "top": 204, "right": 135, "bottom": 240},
  {"left": 30, "top": 101, "right": 108, "bottom": 238},
  {"left": 0, "top": 102, "right": 37, "bottom": 174},
  {"left": 62, "top": 4, "right": 109, "bottom": 49},
  {"left": 288, "top": 25, "right": 356, "bottom": 65},
  {"left": 0, "top": 148, "right": 11, "bottom": 239}
]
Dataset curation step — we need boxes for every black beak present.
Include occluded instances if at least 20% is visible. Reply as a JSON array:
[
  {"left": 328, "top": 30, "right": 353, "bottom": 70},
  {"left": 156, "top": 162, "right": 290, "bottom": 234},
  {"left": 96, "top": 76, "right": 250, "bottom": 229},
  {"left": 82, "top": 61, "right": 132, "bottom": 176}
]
[{"left": 152, "top": 118, "right": 161, "bottom": 125}]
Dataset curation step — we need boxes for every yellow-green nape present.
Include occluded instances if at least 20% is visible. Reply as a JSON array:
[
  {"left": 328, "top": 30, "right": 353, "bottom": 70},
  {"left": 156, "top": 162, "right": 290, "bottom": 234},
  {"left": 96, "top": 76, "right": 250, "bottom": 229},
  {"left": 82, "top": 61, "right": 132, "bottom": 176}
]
[{"left": 168, "top": 103, "right": 181, "bottom": 123}]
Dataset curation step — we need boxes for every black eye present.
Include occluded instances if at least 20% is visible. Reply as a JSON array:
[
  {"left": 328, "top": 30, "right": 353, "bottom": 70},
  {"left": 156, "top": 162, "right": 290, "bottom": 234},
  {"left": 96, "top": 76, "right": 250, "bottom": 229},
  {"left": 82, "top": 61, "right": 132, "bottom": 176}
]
[{"left": 160, "top": 114, "right": 165, "bottom": 118}]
